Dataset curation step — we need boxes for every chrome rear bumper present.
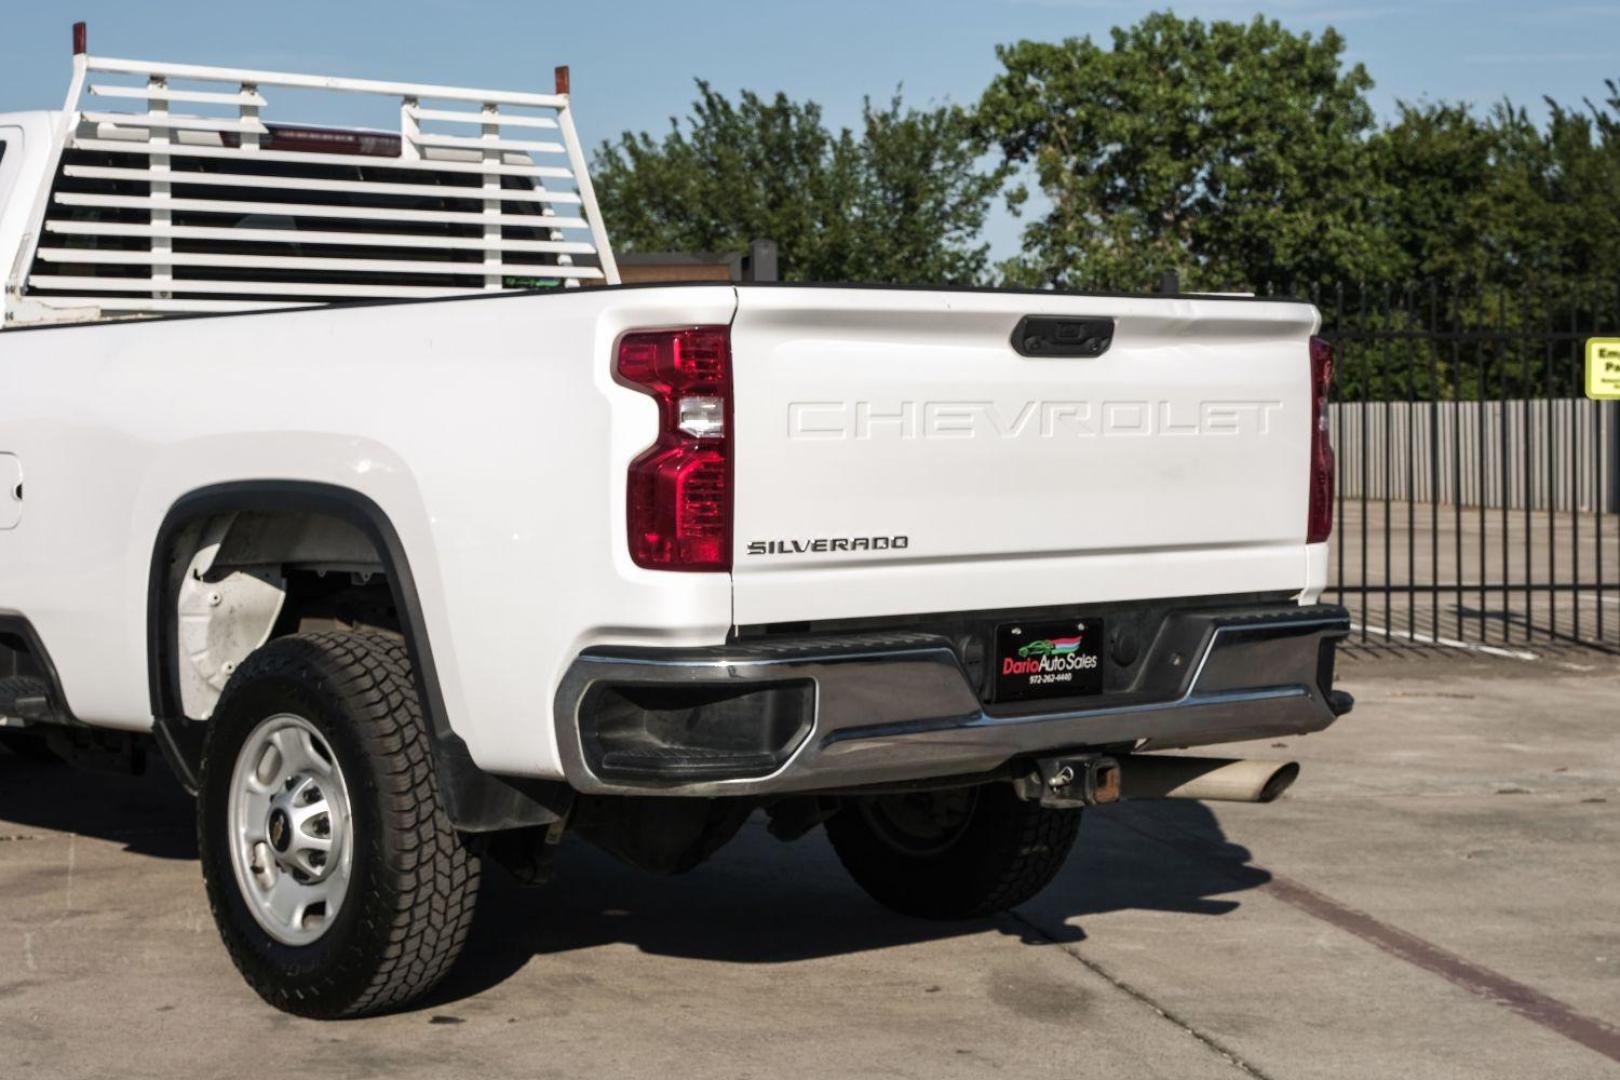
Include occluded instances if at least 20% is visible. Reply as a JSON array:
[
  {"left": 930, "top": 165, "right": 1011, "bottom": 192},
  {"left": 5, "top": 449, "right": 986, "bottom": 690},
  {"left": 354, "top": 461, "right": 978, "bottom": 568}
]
[{"left": 554, "top": 603, "right": 1351, "bottom": 797}]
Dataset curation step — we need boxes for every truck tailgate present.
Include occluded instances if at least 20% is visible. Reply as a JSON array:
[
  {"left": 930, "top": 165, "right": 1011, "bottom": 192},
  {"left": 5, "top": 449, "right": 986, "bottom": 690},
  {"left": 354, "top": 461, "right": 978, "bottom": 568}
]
[{"left": 729, "top": 286, "right": 1320, "bottom": 626}]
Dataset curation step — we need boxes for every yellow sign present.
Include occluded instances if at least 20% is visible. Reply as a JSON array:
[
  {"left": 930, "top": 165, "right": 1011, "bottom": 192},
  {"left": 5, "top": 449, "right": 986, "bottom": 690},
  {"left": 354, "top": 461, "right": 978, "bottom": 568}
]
[{"left": 1587, "top": 338, "right": 1620, "bottom": 399}]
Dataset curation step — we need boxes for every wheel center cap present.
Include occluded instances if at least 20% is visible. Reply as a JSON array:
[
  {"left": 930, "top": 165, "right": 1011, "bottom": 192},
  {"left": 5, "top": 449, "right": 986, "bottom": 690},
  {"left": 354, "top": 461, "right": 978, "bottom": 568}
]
[{"left": 267, "top": 808, "right": 291, "bottom": 853}]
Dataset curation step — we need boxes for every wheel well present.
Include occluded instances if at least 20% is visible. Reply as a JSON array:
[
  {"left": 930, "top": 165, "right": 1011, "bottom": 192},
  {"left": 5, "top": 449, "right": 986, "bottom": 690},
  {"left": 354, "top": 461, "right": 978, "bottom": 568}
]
[
  {"left": 0, "top": 617, "right": 71, "bottom": 718},
  {"left": 0, "top": 627, "right": 39, "bottom": 681},
  {"left": 147, "top": 483, "right": 427, "bottom": 727},
  {"left": 158, "top": 508, "right": 394, "bottom": 720},
  {"left": 148, "top": 482, "right": 570, "bottom": 834}
]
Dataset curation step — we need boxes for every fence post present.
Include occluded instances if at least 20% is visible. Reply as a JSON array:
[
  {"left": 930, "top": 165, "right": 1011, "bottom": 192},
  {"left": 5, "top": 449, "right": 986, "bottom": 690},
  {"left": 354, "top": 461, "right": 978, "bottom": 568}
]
[{"left": 1609, "top": 405, "right": 1620, "bottom": 514}]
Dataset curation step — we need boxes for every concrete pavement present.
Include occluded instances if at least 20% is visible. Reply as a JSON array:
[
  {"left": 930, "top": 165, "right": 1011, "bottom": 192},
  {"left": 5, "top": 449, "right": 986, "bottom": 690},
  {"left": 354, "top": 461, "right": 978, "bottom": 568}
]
[{"left": 2, "top": 652, "right": 1617, "bottom": 1079}]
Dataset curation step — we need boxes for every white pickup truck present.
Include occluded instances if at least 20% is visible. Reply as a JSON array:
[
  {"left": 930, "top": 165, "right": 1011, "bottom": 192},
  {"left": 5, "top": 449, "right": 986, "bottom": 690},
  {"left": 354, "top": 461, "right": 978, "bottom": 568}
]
[{"left": 0, "top": 27, "right": 1350, "bottom": 1018}]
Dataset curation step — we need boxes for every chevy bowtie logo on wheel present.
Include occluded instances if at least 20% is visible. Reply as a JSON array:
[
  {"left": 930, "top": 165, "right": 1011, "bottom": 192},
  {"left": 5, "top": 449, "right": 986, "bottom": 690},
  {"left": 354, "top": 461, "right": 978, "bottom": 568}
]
[{"left": 268, "top": 808, "right": 289, "bottom": 853}]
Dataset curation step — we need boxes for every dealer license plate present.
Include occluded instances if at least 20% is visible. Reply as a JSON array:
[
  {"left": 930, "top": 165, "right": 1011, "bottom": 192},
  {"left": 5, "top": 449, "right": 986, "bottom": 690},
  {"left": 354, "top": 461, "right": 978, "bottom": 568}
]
[{"left": 993, "top": 618, "right": 1105, "bottom": 703}]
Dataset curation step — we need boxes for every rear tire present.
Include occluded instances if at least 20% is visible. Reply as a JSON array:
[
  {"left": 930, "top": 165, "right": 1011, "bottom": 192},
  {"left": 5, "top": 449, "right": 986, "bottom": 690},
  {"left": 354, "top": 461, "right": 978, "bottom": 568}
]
[
  {"left": 197, "top": 632, "right": 479, "bottom": 1018},
  {"left": 825, "top": 783, "right": 1081, "bottom": 919}
]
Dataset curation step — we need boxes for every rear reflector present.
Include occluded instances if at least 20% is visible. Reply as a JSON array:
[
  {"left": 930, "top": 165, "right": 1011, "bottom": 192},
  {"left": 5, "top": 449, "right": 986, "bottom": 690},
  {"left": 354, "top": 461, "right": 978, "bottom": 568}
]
[
  {"left": 617, "top": 327, "right": 733, "bottom": 571},
  {"left": 1307, "top": 335, "right": 1335, "bottom": 544}
]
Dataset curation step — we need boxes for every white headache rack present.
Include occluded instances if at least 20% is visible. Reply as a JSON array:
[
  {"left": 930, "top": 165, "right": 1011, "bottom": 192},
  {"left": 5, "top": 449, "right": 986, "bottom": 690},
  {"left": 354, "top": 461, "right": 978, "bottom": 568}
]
[{"left": 7, "top": 23, "right": 619, "bottom": 325}]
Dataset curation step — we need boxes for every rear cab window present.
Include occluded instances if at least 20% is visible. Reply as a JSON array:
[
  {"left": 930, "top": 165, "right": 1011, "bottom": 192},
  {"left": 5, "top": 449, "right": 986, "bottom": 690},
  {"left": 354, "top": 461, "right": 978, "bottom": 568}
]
[
  {"left": 0, "top": 135, "right": 12, "bottom": 233},
  {"left": 0, "top": 132, "right": 15, "bottom": 218}
]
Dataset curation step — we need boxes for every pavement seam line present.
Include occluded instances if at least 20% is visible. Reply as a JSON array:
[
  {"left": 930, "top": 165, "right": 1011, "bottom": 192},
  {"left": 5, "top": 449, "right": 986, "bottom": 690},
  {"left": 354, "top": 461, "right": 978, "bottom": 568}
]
[
  {"left": 1258, "top": 874, "right": 1620, "bottom": 1067},
  {"left": 1004, "top": 910, "right": 1280, "bottom": 1080},
  {"left": 1114, "top": 811, "right": 1620, "bottom": 1068}
]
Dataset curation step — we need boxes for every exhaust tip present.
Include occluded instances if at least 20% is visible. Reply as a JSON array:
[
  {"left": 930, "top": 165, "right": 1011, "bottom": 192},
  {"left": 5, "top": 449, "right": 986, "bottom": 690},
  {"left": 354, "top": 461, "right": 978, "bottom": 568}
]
[
  {"left": 1255, "top": 761, "right": 1300, "bottom": 803},
  {"left": 1118, "top": 755, "right": 1303, "bottom": 803}
]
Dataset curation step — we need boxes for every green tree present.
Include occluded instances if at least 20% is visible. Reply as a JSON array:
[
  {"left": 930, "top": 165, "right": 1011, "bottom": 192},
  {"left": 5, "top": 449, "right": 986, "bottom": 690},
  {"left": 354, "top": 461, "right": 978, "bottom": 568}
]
[
  {"left": 592, "top": 83, "right": 1005, "bottom": 285},
  {"left": 975, "top": 12, "right": 1393, "bottom": 293},
  {"left": 1375, "top": 102, "right": 1501, "bottom": 284},
  {"left": 1500, "top": 84, "right": 1620, "bottom": 286},
  {"left": 1367, "top": 86, "right": 1620, "bottom": 399},
  {"left": 1378, "top": 89, "right": 1620, "bottom": 291}
]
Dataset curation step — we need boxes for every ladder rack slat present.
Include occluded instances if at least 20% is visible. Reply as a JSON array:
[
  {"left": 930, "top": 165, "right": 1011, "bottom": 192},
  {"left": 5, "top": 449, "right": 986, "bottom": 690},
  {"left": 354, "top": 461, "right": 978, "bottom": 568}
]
[
  {"left": 45, "top": 220, "right": 600, "bottom": 255},
  {"left": 33, "top": 248, "right": 605, "bottom": 279}
]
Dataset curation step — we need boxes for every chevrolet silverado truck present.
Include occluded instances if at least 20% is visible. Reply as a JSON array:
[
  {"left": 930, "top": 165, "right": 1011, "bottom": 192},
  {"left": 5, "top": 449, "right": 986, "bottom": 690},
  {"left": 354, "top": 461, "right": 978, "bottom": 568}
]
[{"left": 0, "top": 26, "right": 1351, "bottom": 1018}]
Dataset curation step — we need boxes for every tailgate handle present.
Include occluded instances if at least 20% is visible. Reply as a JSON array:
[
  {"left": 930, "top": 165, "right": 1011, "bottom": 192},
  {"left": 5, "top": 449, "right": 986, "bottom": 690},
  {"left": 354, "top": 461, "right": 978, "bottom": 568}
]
[{"left": 1011, "top": 315, "right": 1114, "bottom": 358}]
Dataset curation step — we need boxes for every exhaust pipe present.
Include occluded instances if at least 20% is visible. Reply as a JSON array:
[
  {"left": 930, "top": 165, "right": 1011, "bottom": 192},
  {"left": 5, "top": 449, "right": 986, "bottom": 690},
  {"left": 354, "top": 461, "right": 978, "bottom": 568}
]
[{"left": 1118, "top": 755, "right": 1299, "bottom": 804}]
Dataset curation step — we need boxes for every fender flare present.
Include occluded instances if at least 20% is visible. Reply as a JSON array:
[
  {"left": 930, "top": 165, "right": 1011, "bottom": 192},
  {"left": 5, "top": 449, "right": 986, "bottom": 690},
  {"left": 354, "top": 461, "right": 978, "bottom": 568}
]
[{"left": 146, "top": 480, "right": 567, "bottom": 831}]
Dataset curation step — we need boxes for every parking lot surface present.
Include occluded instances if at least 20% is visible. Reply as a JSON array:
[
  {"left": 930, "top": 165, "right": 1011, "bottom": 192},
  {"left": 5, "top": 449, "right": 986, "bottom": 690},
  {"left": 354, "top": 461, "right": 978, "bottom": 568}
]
[{"left": 2, "top": 651, "right": 1618, "bottom": 1080}]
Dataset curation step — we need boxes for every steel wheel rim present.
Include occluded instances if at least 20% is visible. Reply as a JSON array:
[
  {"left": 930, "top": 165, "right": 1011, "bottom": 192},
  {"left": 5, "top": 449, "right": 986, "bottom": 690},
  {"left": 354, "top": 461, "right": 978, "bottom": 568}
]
[
  {"left": 226, "top": 713, "right": 354, "bottom": 947},
  {"left": 857, "top": 787, "right": 979, "bottom": 857}
]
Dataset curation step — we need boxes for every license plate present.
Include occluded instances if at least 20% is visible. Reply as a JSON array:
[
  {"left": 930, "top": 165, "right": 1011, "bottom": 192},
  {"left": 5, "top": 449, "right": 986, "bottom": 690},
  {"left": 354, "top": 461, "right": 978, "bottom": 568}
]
[{"left": 994, "top": 618, "right": 1105, "bottom": 703}]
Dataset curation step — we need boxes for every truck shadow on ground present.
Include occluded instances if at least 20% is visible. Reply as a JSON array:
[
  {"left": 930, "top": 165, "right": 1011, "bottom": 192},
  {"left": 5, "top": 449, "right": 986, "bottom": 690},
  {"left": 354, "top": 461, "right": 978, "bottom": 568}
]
[
  {"left": 0, "top": 748, "right": 1272, "bottom": 1009},
  {"left": 428, "top": 799, "right": 1271, "bottom": 1008},
  {"left": 0, "top": 748, "right": 195, "bottom": 859}
]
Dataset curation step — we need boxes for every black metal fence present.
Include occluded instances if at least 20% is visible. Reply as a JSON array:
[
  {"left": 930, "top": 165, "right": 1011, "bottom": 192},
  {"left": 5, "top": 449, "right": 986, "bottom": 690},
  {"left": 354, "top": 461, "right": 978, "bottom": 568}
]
[{"left": 1311, "top": 281, "right": 1620, "bottom": 653}]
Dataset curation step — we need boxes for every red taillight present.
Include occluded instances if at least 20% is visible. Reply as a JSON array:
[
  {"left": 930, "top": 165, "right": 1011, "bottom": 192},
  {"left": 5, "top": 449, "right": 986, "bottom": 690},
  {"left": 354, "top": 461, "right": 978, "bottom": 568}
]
[
  {"left": 1307, "top": 335, "right": 1335, "bottom": 544},
  {"left": 617, "top": 326, "right": 733, "bottom": 571}
]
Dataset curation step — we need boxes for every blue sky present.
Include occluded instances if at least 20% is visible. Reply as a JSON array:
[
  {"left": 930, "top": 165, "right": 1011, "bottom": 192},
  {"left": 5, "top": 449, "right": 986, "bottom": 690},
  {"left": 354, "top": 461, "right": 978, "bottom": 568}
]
[{"left": 2, "top": 1, "right": 1614, "bottom": 257}]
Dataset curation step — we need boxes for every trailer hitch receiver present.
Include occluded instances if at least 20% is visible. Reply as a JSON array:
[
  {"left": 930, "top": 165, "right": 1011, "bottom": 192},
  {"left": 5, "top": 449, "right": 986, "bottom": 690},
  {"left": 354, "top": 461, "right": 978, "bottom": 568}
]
[{"left": 1014, "top": 754, "right": 1122, "bottom": 808}]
